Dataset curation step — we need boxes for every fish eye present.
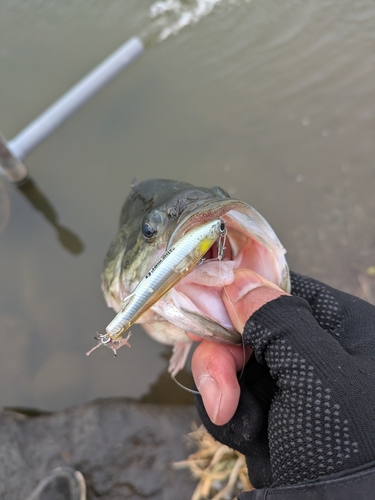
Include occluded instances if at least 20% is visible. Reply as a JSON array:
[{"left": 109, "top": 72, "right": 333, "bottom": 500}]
[
  {"left": 219, "top": 221, "right": 226, "bottom": 232},
  {"left": 141, "top": 210, "right": 167, "bottom": 241},
  {"left": 142, "top": 221, "right": 156, "bottom": 239}
]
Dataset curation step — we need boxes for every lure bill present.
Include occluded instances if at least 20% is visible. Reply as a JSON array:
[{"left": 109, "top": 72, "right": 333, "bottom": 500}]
[{"left": 87, "top": 219, "right": 227, "bottom": 356}]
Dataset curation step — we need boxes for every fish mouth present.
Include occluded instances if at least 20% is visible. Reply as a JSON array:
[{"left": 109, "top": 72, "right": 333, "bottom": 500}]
[
  {"left": 171, "top": 197, "right": 290, "bottom": 288},
  {"left": 148, "top": 198, "right": 290, "bottom": 345}
]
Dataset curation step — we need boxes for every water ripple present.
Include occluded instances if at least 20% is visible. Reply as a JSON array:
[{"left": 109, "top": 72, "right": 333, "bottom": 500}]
[{"left": 148, "top": 0, "right": 243, "bottom": 42}]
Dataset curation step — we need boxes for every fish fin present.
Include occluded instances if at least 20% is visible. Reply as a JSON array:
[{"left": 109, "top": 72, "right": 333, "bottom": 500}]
[
  {"left": 179, "top": 308, "right": 242, "bottom": 344},
  {"left": 168, "top": 342, "right": 192, "bottom": 377}
]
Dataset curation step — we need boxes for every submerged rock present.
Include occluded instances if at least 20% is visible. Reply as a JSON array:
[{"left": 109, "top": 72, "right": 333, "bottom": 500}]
[{"left": 0, "top": 399, "right": 198, "bottom": 500}]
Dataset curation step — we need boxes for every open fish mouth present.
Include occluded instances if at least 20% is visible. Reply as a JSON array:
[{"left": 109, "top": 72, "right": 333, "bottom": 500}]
[
  {"left": 147, "top": 199, "right": 290, "bottom": 348},
  {"left": 100, "top": 179, "right": 290, "bottom": 375}
]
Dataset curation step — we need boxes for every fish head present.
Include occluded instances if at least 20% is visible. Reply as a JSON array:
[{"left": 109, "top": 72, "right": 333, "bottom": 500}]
[
  {"left": 102, "top": 179, "right": 233, "bottom": 312},
  {"left": 102, "top": 179, "right": 290, "bottom": 356}
]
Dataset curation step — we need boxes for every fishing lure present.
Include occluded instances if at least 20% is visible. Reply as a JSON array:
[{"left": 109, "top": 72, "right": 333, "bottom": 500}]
[{"left": 87, "top": 218, "right": 227, "bottom": 356}]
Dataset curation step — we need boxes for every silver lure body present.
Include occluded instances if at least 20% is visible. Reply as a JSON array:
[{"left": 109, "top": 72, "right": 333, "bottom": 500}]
[{"left": 105, "top": 219, "right": 226, "bottom": 340}]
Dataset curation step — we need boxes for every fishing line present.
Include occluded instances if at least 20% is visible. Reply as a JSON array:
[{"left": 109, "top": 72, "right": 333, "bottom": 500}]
[{"left": 171, "top": 372, "right": 200, "bottom": 395}]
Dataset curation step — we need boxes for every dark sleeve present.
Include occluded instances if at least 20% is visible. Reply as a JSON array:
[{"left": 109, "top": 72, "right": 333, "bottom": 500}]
[{"left": 238, "top": 461, "right": 375, "bottom": 499}]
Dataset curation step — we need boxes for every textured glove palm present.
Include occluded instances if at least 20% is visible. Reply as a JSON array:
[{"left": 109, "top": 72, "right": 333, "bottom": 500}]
[{"left": 195, "top": 272, "right": 375, "bottom": 489}]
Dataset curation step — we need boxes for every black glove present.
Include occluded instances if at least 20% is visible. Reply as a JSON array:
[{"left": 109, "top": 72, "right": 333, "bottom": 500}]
[{"left": 195, "top": 272, "right": 375, "bottom": 497}]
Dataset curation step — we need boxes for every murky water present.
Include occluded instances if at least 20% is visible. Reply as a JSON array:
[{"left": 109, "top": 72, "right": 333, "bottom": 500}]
[{"left": 1, "top": 0, "right": 375, "bottom": 411}]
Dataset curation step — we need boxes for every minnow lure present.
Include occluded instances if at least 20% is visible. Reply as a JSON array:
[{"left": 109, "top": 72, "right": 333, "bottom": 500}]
[{"left": 87, "top": 219, "right": 226, "bottom": 356}]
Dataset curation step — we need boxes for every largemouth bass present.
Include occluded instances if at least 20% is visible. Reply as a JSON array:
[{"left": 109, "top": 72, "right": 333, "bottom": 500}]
[{"left": 101, "top": 179, "right": 290, "bottom": 375}]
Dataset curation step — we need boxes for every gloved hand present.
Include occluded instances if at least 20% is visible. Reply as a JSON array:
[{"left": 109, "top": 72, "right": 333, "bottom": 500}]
[{"left": 193, "top": 271, "right": 375, "bottom": 496}]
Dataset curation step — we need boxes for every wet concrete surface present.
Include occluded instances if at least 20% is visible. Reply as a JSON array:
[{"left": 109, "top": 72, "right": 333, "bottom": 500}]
[{"left": 0, "top": 399, "right": 199, "bottom": 500}]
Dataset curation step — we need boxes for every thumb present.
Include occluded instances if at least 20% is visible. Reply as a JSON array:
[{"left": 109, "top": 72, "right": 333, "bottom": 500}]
[{"left": 222, "top": 269, "right": 289, "bottom": 332}]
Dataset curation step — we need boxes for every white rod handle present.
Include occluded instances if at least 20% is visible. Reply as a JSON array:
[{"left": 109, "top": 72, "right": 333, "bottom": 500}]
[{"left": 8, "top": 36, "right": 144, "bottom": 161}]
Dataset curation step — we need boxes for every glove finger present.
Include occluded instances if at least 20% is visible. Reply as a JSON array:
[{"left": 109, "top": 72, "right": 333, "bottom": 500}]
[{"left": 290, "top": 271, "right": 375, "bottom": 357}]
